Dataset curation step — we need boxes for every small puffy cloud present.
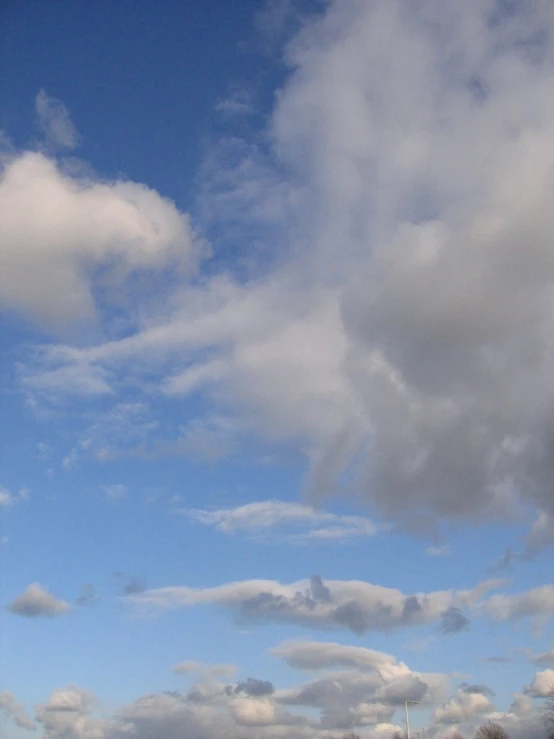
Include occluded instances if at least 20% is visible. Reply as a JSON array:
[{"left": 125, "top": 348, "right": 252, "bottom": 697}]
[
  {"left": 35, "top": 90, "right": 78, "bottom": 150},
  {"left": 438, "top": 607, "right": 471, "bottom": 634},
  {"left": 433, "top": 690, "right": 493, "bottom": 724},
  {"left": 7, "top": 583, "right": 71, "bottom": 618},
  {"left": 524, "top": 668, "right": 554, "bottom": 697},
  {"left": 41, "top": 687, "right": 95, "bottom": 713},
  {"left": 35, "top": 686, "right": 104, "bottom": 739},
  {"left": 180, "top": 499, "right": 378, "bottom": 543},
  {"left": 0, "top": 485, "right": 28, "bottom": 509},
  {"left": 0, "top": 486, "right": 16, "bottom": 508},
  {"left": 0, "top": 150, "right": 200, "bottom": 325}
]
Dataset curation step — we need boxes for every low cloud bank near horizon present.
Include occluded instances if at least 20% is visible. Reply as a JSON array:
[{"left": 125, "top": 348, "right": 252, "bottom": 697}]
[{"left": 4, "top": 643, "right": 552, "bottom": 739}]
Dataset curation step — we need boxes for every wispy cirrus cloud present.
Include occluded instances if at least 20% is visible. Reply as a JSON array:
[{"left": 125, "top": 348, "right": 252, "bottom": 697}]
[
  {"left": 172, "top": 661, "right": 237, "bottom": 679},
  {"left": 36, "top": 89, "right": 79, "bottom": 150},
  {"left": 177, "top": 500, "right": 378, "bottom": 543},
  {"left": 531, "top": 649, "right": 554, "bottom": 666}
]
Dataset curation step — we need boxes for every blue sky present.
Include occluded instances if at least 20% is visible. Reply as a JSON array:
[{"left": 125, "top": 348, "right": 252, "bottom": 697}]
[{"left": 1, "top": 2, "right": 554, "bottom": 738}]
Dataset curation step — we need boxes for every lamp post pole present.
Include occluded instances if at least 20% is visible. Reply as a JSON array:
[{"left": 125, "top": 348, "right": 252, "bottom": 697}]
[{"left": 404, "top": 700, "right": 419, "bottom": 739}]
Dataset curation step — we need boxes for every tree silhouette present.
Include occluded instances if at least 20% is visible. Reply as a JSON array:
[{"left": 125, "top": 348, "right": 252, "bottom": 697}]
[{"left": 474, "top": 722, "right": 508, "bottom": 739}]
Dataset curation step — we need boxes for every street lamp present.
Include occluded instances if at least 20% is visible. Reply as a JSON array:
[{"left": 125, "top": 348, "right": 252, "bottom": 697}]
[{"left": 404, "top": 700, "right": 419, "bottom": 739}]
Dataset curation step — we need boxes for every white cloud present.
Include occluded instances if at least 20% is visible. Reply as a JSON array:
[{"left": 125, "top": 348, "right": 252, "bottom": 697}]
[
  {"left": 482, "top": 585, "right": 554, "bottom": 624},
  {"left": 0, "top": 151, "right": 200, "bottom": 325},
  {"left": 230, "top": 697, "right": 277, "bottom": 726},
  {"left": 525, "top": 668, "right": 554, "bottom": 697},
  {"left": 0, "top": 485, "right": 28, "bottom": 509},
  {"left": 36, "top": 90, "right": 78, "bottom": 150},
  {"left": 13, "top": 1, "right": 554, "bottom": 542},
  {"left": 7, "top": 583, "right": 71, "bottom": 618},
  {"left": 179, "top": 500, "right": 377, "bottom": 542},
  {"left": 271, "top": 641, "right": 401, "bottom": 672},
  {"left": 35, "top": 686, "right": 104, "bottom": 739},
  {"left": 275, "top": 667, "right": 447, "bottom": 723},
  {"left": 433, "top": 690, "right": 493, "bottom": 724},
  {"left": 41, "top": 687, "right": 95, "bottom": 713},
  {"left": 0, "top": 690, "right": 36, "bottom": 732},
  {"left": 9, "top": 653, "right": 552, "bottom": 739},
  {"left": 509, "top": 692, "right": 536, "bottom": 717},
  {"left": 126, "top": 574, "right": 498, "bottom": 634}
]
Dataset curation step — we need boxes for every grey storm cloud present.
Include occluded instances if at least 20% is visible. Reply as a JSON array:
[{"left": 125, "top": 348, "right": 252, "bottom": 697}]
[
  {"left": 438, "top": 607, "right": 471, "bottom": 634},
  {"left": 35, "top": 90, "right": 78, "bottom": 150}
]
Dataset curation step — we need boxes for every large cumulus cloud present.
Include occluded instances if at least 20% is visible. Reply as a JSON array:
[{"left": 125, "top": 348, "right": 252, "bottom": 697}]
[{"left": 7, "top": 1, "right": 554, "bottom": 542}]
